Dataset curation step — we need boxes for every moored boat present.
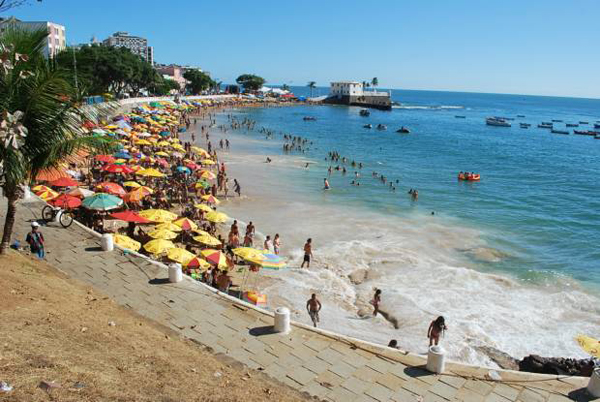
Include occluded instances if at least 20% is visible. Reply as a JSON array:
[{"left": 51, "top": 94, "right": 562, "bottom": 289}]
[
  {"left": 520, "top": 123, "right": 531, "bottom": 128},
  {"left": 396, "top": 127, "right": 410, "bottom": 133},
  {"left": 551, "top": 119, "right": 563, "bottom": 122},
  {"left": 376, "top": 124, "right": 387, "bottom": 130},
  {"left": 551, "top": 129, "right": 569, "bottom": 135},
  {"left": 363, "top": 124, "right": 372, "bottom": 129},
  {"left": 486, "top": 117, "right": 511, "bottom": 127},
  {"left": 566, "top": 123, "right": 579, "bottom": 127},
  {"left": 579, "top": 121, "right": 588, "bottom": 124},
  {"left": 359, "top": 109, "right": 370, "bottom": 117},
  {"left": 538, "top": 124, "right": 553, "bottom": 129},
  {"left": 573, "top": 130, "right": 598, "bottom": 136},
  {"left": 455, "top": 115, "right": 466, "bottom": 119}
]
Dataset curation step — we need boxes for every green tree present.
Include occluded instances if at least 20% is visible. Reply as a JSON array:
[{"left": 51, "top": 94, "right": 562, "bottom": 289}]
[
  {"left": 55, "top": 45, "right": 157, "bottom": 97},
  {"left": 307, "top": 81, "right": 316, "bottom": 97},
  {"left": 0, "top": 28, "right": 112, "bottom": 254},
  {"left": 183, "top": 69, "right": 214, "bottom": 95},
  {"left": 281, "top": 83, "right": 290, "bottom": 92},
  {"left": 154, "top": 77, "right": 180, "bottom": 96},
  {"left": 236, "top": 74, "right": 265, "bottom": 92},
  {"left": 371, "top": 77, "right": 378, "bottom": 90}
]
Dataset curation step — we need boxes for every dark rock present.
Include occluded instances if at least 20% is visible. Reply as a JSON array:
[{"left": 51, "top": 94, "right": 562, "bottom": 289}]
[
  {"left": 519, "top": 354, "right": 595, "bottom": 377},
  {"left": 475, "top": 346, "right": 519, "bottom": 371}
]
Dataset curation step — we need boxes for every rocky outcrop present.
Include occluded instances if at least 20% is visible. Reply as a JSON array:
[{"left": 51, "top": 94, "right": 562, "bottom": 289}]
[
  {"left": 475, "top": 346, "right": 519, "bottom": 371},
  {"left": 519, "top": 355, "right": 595, "bottom": 377}
]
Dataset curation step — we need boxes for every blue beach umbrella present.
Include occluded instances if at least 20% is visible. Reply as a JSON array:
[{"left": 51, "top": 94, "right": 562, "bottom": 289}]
[
  {"left": 176, "top": 166, "right": 191, "bottom": 174},
  {"left": 113, "top": 151, "right": 131, "bottom": 159},
  {"left": 82, "top": 193, "right": 123, "bottom": 211}
]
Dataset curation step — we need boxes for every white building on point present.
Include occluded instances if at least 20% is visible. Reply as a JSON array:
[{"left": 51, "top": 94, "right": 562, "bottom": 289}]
[
  {"left": 330, "top": 81, "right": 364, "bottom": 97},
  {"left": 0, "top": 17, "right": 66, "bottom": 58}
]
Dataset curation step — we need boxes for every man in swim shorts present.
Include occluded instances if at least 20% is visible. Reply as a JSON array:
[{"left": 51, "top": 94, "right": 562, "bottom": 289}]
[
  {"left": 306, "top": 293, "right": 322, "bottom": 327},
  {"left": 301, "top": 238, "right": 312, "bottom": 268}
]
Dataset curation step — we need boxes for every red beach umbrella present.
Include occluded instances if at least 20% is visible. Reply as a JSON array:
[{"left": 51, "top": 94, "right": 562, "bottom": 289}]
[
  {"left": 109, "top": 211, "right": 152, "bottom": 223},
  {"left": 103, "top": 164, "right": 135, "bottom": 174},
  {"left": 49, "top": 176, "right": 80, "bottom": 187},
  {"left": 95, "top": 155, "right": 115, "bottom": 163},
  {"left": 96, "top": 182, "right": 126, "bottom": 196},
  {"left": 49, "top": 194, "right": 82, "bottom": 209}
]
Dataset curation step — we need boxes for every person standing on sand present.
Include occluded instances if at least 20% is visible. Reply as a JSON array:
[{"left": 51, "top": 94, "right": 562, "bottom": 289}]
[
  {"left": 273, "top": 234, "right": 281, "bottom": 255},
  {"left": 428, "top": 316, "right": 448, "bottom": 346},
  {"left": 300, "top": 238, "right": 313, "bottom": 268},
  {"left": 233, "top": 179, "right": 241, "bottom": 197},
  {"left": 26, "top": 222, "right": 45, "bottom": 259},
  {"left": 372, "top": 289, "right": 382, "bottom": 316},
  {"left": 263, "top": 235, "right": 272, "bottom": 252},
  {"left": 306, "top": 294, "right": 322, "bottom": 327}
]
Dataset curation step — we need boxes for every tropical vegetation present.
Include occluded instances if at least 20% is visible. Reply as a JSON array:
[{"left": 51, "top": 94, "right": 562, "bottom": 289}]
[
  {"left": 0, "top": 28, "right": 113, "bottom": 254},
  {"left": 235, "top": 74, "right": 265, "bottom": 92},
  {"left": 307, "top": 81, "right": 316, "bottom": 97}
]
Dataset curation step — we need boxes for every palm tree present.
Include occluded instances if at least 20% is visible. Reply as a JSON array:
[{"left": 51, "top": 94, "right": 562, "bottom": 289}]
[
  {"left": 281, "top": 83, "right": 290, "bottom": 92},
  {"left": 307, "top": 81, "right": 316, "bottom": 98},
  {"left": 0, "top": 27, "right": 112, "bottom": 254},
  {"left": 371, "top": 77, "right": 378, "bottom": 91}
]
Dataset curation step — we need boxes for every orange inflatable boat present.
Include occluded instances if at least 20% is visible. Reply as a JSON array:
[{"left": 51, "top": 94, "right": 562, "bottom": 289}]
[{"left": 458, "top": 173, "right": 481, "bottom": 181}]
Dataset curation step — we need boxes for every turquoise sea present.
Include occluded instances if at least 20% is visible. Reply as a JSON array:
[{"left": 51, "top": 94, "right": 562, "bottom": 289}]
[{"left": 210, "top": 88, "right": 600, "bottom": 365}]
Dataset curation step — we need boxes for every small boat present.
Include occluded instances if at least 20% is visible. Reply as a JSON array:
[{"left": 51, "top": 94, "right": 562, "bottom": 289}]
[
  {"left": 579, "top": 121, "right": 588, "bottom": 124},
  {"left": 566, "top": 123, "right": 579, "bottom": 127},
  {"left": 573, "top": 130, "right": 598, "bottom": 136},
  {"left": 486, "top": 117, "right": 511, "bottom": 127},
  {"left": 595, "top": 135, "right": 600, "bottom": 140},
  {"left": 551, "top": 119, "right": 563, "bottom": 123},
  {"left": 363, "top": 124, "right": 372, "bottom": 129},
  {"left": 541, "top": 121, "right": 553, "bottom": 125},
  {"left": 551, "top": 129, "right": 569, "bottom": 135},
  {"left": 517, "top": 115, "right": 526, "bottom": 118},
  {"left": 520, "top": 123, "right": 531, "bottom": 128},
  {"left": 458, "top": 173, "right": 481, "bottom": 181},
  {"left": 455, "top": 115, "right": 466, "bottom": 119},
  {"left": 396, "top": 127, "right": 410, "bottom": 133},
  {"left": 594, "top": 124, "right": 600, "bottom": 129},
  {"left": 359, "top": 109, "right": 370, "bottom": 117},
  {"left": 376, "top": 124, "right": 387, "bottom": 131},
  {"left": 303, "top": 116, "right": 316, "bottom": 121},
  {"left": 538, "top": 124, "right": 553, "bottom": 129}
]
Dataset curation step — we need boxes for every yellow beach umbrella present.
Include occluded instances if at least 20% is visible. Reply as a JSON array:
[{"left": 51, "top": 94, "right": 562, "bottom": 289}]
[
  {"left": 201, "top": 159, "right": 216, "bottom": 165},
  {"left": 137, "top": 168, "right": 165, "bottom": 178},
  {"left": 32, "top": 185, "right": 52, "bottom": 192},
  {"left": 123, "top": 181, "right": 141, "bottom": 188},
  {"left": 194, "top": 204, "right": 213, "bottom": 213},
  {"left": 202, "top": 195, "right": 220, "bottom": 205},
  {"left": 166, "top": 247, "right": 196, "bottom": 265},
  {"left": 135, "top": 139, "right": 152, "bottom": 146},
  {"left": 155, "top": 151, "right": 169, "bottom": 157},
  {"left": 198, "top": 170, "right": 216, "bottom": 180},
  {"left": 112, "top": 234, "right": 141, "bottom": 251},
  {"left": 157, "top": 141, "right": 170, "bottom": 147},
  {"left": 143, "top": 239, "right": 175, "bottom": 255},
  {"left": 206, "top": 211, "right": 228, "bottom": 223},
  {"left": 191, "top": 146, "right": 210, "bottom": 157},
  {"left": 232, "top": 247, "right": 265, "bottom": 263},
  {"left": 173, "top": 217, "right": 198, "bottom": 231},
  {"left": 139, "top": 209, "right": 178, "bottom": 223},
  {"left": 36, "top": 188, "right": 59, "bottom": 201},
  {"left": 155, "top": 222, "right": 182, "bottom": 232},
  {"left": 193, "top": 233, "right": 221, "bottom": 247},
  {"left": 185, "top": 257, "right": 211, "bottom": 270},
  {"left": 575, "top": 335, "right": 600, "bottom": 358},
  {"left": 148, "top": 228, "right": 178, "bottom": 240}
]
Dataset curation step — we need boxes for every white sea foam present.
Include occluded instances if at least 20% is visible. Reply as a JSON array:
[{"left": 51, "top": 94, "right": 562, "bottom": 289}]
[{"left": 210, "top": 123, "right": 600, "bottom": 368}]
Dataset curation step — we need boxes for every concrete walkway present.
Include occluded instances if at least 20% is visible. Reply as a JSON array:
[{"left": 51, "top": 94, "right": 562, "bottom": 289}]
[{"left": 3, "top": 198, "right": 594, "bottom": 402}]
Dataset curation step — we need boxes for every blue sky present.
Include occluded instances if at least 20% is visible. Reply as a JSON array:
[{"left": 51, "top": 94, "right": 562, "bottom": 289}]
[{"left": 7, "top": 0, "right": 600, "bottom": 98}]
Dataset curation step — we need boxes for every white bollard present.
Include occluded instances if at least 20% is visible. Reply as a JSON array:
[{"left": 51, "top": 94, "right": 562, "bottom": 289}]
[
  {"left": 426, "top": 345, "right": 446, "bottom": 374},
  {"left": 100, "top": 233, "right": 114, "bottom": 252},
  {"left": 168, "top": 263, "right": 182, "bottom": 283},
  {"left": 273, "top": 307, "right": 291, "bottom": 334},
  {"left": 589, "top": 368, "right": 600, "bottom": 398}
]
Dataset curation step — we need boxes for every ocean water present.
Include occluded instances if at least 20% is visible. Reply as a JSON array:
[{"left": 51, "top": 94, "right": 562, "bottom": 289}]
[{"left": 205, "top": 89, "right": 600, "bottom": 367}]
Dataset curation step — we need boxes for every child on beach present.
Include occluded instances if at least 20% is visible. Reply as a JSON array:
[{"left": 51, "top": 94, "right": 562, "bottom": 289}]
[
  {"left": 273, "top": 234, "right": 281, "bottom": 255},
  {"left": 428, "top": 316, "right": 448, "bottom": 346},
  {"left": 372, "top": 289, "right": 382, "bottom": 316}
]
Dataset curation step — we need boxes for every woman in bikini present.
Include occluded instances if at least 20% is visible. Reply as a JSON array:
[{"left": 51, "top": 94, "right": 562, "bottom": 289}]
[{"left": 427, "top": 316, "right": 448, "bottom": 346}]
